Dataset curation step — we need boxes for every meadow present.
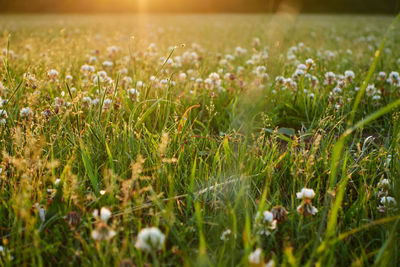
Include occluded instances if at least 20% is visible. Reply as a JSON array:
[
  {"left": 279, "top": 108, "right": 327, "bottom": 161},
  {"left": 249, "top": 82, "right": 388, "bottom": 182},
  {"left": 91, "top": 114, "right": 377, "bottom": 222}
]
[{"left": 0, "top": 14, "right": 399, "bottom": 266}]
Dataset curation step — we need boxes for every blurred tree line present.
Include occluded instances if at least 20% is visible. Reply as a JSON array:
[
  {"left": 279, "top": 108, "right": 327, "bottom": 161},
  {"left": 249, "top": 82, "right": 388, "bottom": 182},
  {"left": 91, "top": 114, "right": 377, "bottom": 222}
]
[{"left": 0, "top": 0, "right": 398, "bottom": 13}]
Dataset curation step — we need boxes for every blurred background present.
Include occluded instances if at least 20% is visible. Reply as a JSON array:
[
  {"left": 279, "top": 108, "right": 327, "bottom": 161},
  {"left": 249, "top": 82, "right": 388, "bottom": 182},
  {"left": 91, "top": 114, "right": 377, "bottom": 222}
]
[{"left": 0, "top": 0, "right": 399, "bottom": 14}]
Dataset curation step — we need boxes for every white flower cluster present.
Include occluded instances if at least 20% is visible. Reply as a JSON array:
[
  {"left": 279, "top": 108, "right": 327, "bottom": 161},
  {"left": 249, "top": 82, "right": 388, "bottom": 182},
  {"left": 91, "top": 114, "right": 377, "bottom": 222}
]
[
  {"left": 296, "top": 188, "right": 318, "bottom": 216},
  {"left": 135, "top": 227, "right": 166, "bottom": 253}
]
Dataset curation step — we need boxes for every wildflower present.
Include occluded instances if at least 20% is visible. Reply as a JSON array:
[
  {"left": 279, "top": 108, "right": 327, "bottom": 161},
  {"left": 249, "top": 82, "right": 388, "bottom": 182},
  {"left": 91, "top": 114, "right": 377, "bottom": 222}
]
[
  {"left": 332, "top": 86, "right": 342, "bottom": 94},
  {"left": 248, "top": 248, "right": 263, "bottom": 265},
  {"left": 81, "top": 64, "right": 95, "bottom": 75},
  {"left": 102, "top": 60, "right": 114, "bottom": 68},
  {"left": 293, "top": 69, "right": 305, "bottom": 79},
  {"left": 220, "top": 229, "right": 232, "bottom": 241},
  {"left": 0, "top": 109, "right": 8, "bottom": 124},
  {"left": 297, "top": 188, "right": 318, "bottom": 216},
  {"left": 255, "top": 66, "right": 267, "bottom": 76},
  {"left": 179, "top": 72, "right": 187, "bottom": 81},
  {"left": 255, "top": 210, "right": 277, "bottom": 236},
  {"left": 377, "top": 71, "right": 386, "bottom": 81},
  {"left": 235, "top": 46, "right": 247, "bottom": 56},
  {"left": 305, "top": 58, "right": 314, "bottom": 68},
  {"left": 388, "top": 71, "right": 400, "bottom": 86},
  {"left": 65, "top": 75, "right": 73, "bottom": 82},
  {"left": 135, "top": 227, "right": 166, "bottom": 253},
  {"left": 91, "top": 222, "right": 116, "bottom": 241},
  {"left": 128, "top": 88, "right": 139, "bottom": 100},
  {"left": 107, "top": 45, "right": 120, "bottom": 56},
  {"left": 82, "top": 96, "right": 92, "bottom": 108},
  {"left": 378, "top": 195, "right": 397, "bottom": 213},
  {"left": 311, "top": 75, "right": 319, "bottom": 88},
  {"left": 324, "top": 72, "right": 336, "bottom": 85},
  {"left": 380, "top": 196, "right": 397, "bottom": 206},
  {"left": 92, "top": 207, "right": 112, "bottom": 222},
  {"left": 100, "top": 207, "right": 112, "bottom": 222},
  {"left": 344, "top": 70, "right": 355, "bottom": 83},
  {"left": 372, "top": 95, "right": 381, "bottom": 101},
  {"left": 20, "top": 107, "right": 33, "bottom": 118},
  {"left": 296, "top": 188, "right": 316, "bottom": 199},
  {"left": 41, "top": 109, "right": 52, "bottom": 118},
  {"left": 378, "top": 179, "right": 390, "bottom": 188},
  {"left": 366, "top": 84, "right": 376, "bottom": 96},
  {"left": 48, "top": 69, "right": 59, "bottom": 81},
  {"left": 103, "top": 98, "right": 112, "bottom": 110}
]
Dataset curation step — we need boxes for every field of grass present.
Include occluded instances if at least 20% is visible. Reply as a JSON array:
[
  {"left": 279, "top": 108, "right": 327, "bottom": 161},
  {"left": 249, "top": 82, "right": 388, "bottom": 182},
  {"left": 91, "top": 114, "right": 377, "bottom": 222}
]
[{"left": 0, "top": 14, "right": 399, "bottom": 266}]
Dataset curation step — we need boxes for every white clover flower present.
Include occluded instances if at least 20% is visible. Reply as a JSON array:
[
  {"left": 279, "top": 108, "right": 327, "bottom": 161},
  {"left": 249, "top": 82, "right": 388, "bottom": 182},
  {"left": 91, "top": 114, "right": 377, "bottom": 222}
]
[
  {"left": 135, "top": 227, "right": 166, "bottom": 252},
  {"left": 297, "top": 188, "right": 318, "bottom": 216},
  {"left": 81, "top": 64, "right": 95, "bottom": 75},
  {"left": 296, "top": 188, "right": 316, "bottom": 200},
  {"left": 275, "top": 76, "right": 285, "bottom": 85},
  {"left": 209, "top": 72, "right": 220, "bottom": 81},
  {"left": 100, "top": 207, "right": 112, "bottom": 222},
  {"left": 235, "top": 46, "right": 247, "bottom": 56},
  {"left": 262, "top": 211, "right": 274, "bottom": 223},
  {"left": 48, "top": 69, "right": 59, "bottom": 79},
  {"left": 102, "top": 60, "right": 114, "bottom": 68},
  {"left": 380, "top": 196, "right": 397, "bottom": 206},
  {"left": 92, "top": 207, "right": 112, "bottom": 222},
  {"left": 377, "top": 71, "right": 386, "bottom": 81},
  {"left": 136, "top": 81, "right": 144, "bottom": 88},
  {"left": 82, "top": 96, "right": 92, "bottom": 108},
  {"left": 293, "top": 69, "right": 305, "bottom": 78},
  {"left": 103, "top": 99, "right": 112, "bottom": 109},
  {"left": 388, "top": 71, "right": 400, "bottom": 86},
  {"left": 366, "top": 84, "right": 376, "bottom": 96},
  {"left": 55, "top": 178, "right": 61, "bottom": 186},
  {"left": 344, "top": 70, "right": 355, "bottom": 82},
  {"left": 297, "top": 64, "right": 307, "bottom": 71},
  {"left": 332, "top": 86, "right": 342, "bottom": 94},
  {"left": 0, "top": 109, "right": 8, "bottom": 118},
  {"left": 20, "top": 107, "right": 33, "bottom": 118},
  {"left": 248, "top": 248, "right": 263, "bottom": 265},
  {"left": 179, "top": 72, "right": 187, "bottom": 81},
  {"left": 305, "top": 58, "right": 314, "bottom": 68},
  {"left": 65, "top": 75, "right": 73, "bottom": 81},
  {"left": 372, "top": 95, "right": 381, "bottom": 101},
  {"left": 378, "top": 179, "right": 390, "bottom": 189},
  {"left": 325, "top": 71, "right": 336, "bottom": 85},
  {"left": 128, "top": 88, "right": 139, "bottom": 99},
  {"left": 220, "top": 229, "right": 232, "bottom": 241},
  {"left": 92, "top": 98, "right": 99, "bottom": 105},
  {"left": 107, "top": 45, "right": 120, "bottom": 55},
  {"left": 91, "top": 223, "right": 116, "bottom": 241},
  {"left": 297, "top": 203, "right": 318, "bottom": 216}
]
